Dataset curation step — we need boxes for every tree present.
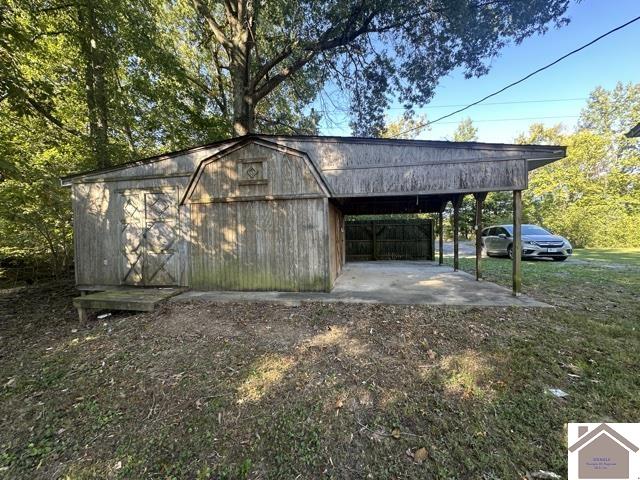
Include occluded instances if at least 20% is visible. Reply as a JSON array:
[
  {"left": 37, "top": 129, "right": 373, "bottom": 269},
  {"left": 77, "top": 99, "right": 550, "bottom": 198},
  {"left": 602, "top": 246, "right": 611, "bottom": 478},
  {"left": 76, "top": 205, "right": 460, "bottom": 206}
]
[
  {"left": 0, "top": 111, "right": 81, "bottom": 274},
  {"left": 579, "top": 82, "right": 640, "bottom": 137},
  {"left": 452, "top": 117, "right": 478, "bottom": 142},
  {"left": 0, "top": 0, "right": 233, "bottom": 275},
  {"left": 189, "top": 0, "right": 571, "bottom": 136},
  {"left": 379, "top": 115, "right": 428, "bottom": 139},
  {"left": 1, "top": 0, "right": 235, "bottom": 169},
  {"left": 517, "top": 83, "right": 640, "bottom": 247}
]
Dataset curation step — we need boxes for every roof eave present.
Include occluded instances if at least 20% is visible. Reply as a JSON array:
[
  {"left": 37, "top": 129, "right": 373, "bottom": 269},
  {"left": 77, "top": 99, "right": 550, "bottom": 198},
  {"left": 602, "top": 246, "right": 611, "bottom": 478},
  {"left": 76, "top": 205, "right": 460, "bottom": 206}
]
[
  {"left": 526, "top": 147, "right": 567, "bottom": 171},
  {"left": 59, "top": 136, "right": 242, "bottom": 187},
  {"left": 58, "top": 135, "right": 567, "bottom": 187}
]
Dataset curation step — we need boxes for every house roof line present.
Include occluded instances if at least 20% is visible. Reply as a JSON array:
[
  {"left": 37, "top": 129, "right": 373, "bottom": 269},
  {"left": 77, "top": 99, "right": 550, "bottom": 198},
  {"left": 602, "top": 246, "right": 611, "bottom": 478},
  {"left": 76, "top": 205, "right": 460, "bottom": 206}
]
[
  {"left": 60, "top": 133, "right": 566, "bottom": 186},
  {"left": 258, "top": 133, "right": 566, "bottom": 152},
  {"left": 568, "top": 424, "right": 639, "bottom": 453}
]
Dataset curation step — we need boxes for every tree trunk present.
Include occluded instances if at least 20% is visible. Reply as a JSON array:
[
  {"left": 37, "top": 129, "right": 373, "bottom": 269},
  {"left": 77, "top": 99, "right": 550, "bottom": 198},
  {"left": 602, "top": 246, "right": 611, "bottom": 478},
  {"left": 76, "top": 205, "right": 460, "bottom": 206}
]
[
  {"left": 230, "top": 24, "right": 255, "bottom": 137},
  {"left": 78, "top": 0, "right": 110, "bottom": 168},
  {"left": 232, "top": 73, "right": 255, "bottom": 136}
]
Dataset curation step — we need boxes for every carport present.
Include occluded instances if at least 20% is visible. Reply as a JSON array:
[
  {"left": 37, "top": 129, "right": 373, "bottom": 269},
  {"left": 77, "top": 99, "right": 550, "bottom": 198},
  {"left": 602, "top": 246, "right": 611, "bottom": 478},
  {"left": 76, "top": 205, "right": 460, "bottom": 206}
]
[
  {"left": 338, "top": 191, "right": 509, "bottom": 289},
  {"left": 295, "top": 136, "right": 567, "bottom": 296}
]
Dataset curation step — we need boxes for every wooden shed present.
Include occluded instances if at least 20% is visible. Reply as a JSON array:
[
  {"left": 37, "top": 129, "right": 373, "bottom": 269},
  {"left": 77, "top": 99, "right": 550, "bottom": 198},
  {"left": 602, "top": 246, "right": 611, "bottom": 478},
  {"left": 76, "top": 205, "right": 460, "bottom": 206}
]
[{"left": 61, "top": 135, "right": 565, "bottom": 295}]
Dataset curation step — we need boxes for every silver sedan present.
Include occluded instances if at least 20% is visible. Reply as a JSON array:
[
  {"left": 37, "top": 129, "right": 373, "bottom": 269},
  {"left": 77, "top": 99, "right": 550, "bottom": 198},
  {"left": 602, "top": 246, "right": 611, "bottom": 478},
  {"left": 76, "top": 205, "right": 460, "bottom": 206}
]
[{"left": 481, "top": 224, "right": 573, "bottom": 261}]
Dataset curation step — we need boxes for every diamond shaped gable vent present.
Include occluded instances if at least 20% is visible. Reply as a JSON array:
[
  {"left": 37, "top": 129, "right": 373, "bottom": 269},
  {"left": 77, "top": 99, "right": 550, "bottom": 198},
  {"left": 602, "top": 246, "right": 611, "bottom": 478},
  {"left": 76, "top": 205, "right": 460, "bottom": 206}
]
[{"left": 246, "top": 165, "right": 259, "bottom": 178}]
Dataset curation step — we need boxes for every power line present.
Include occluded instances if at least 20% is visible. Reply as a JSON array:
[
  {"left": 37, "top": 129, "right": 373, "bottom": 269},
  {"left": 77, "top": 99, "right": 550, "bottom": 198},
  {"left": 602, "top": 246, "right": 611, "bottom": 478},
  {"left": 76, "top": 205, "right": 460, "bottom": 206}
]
[
  {"left": 386, "top": 97, "right": 587, "bottom": 110},
  {"left": 432, "top": 114, "right": 579, "bottom": 125},
  {"left": 392, "top": 14, "right": 640, "bottom": 138}
]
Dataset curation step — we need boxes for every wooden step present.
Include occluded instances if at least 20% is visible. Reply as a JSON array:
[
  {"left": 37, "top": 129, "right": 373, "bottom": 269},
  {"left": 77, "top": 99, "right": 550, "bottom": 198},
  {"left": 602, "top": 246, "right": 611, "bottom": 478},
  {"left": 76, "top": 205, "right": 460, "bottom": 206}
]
[{"left": 73, "top": 288, "right": 183, "bottom": 323}]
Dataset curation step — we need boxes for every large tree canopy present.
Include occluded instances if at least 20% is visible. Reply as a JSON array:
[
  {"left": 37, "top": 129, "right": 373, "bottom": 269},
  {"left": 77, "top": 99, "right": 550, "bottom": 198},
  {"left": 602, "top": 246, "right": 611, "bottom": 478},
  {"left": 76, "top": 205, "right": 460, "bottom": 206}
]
[
  {"left": 1, "top": 0, "right": 232, "bottom": 169},
  {"left": 519, "top": 82, "right": 640, "bottom": 248},
  {"left": 0, "top": 0, "right": 322, "bottom": 171},
  {"left": 189, "top": 0, "right": 571, "bottom": 136}
]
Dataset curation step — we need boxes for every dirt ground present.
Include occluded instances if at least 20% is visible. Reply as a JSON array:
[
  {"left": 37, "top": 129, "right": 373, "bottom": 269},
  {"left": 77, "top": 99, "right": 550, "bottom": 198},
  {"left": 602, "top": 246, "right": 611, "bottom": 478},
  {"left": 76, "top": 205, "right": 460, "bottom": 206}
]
[{"left": 1, "top": 250, "right": 639, "bottom": 479}]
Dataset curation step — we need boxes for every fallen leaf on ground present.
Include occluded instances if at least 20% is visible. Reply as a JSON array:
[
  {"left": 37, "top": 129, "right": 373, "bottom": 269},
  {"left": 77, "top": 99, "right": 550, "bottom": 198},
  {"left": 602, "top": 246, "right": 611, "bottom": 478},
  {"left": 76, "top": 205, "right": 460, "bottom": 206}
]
[
  {"left": 427, "top": 349, "right": 437, "bottom": 360},
  {"left": 391, "top": 428, "right": 401, "bottom": 439},
  {"left": 413, "top": 447, "right": 428, "bottom": 464}
]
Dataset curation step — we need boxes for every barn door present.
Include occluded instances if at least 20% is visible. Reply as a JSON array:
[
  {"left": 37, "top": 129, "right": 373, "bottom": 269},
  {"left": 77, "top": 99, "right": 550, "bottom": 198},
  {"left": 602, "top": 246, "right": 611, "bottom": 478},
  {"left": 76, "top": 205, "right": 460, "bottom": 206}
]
[
  {"left": 121, "top": 193, "right": 145, "bottom": 285},
  {"left": 120, "top": 190, "right": 180, "bottom": 286},
  {"left": 143, "top": 192, "right": 179, "bottom": 286}
]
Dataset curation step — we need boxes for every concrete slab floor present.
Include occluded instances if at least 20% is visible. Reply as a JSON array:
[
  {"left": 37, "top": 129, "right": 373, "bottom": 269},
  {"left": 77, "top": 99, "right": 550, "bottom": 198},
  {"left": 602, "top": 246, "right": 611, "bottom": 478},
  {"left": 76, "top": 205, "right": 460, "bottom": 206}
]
[{"left": 173, "top": 261, "right": 549, "bottom": 308}]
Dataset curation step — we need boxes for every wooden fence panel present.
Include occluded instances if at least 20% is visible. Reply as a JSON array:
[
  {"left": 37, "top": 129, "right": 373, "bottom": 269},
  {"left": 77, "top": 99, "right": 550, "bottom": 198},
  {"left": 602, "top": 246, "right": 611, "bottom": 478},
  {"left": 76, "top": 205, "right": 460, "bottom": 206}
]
[{"left": 345, "top": 219, "right": 434, "bottom": 261}]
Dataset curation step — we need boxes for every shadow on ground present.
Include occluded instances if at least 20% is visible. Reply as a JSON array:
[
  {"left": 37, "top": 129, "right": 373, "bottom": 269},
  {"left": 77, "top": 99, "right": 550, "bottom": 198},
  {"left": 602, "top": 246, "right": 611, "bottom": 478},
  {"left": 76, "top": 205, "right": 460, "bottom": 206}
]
[{"left": 2, "top": 264, "right": 639, "bottom": 479}]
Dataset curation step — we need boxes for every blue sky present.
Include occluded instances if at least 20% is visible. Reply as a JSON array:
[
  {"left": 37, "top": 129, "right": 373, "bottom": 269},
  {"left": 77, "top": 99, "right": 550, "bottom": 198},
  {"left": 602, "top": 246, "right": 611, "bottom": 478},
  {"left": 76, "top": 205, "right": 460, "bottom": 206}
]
[{"left": 318, "top": 0, "right": 640, "bottom": 143}]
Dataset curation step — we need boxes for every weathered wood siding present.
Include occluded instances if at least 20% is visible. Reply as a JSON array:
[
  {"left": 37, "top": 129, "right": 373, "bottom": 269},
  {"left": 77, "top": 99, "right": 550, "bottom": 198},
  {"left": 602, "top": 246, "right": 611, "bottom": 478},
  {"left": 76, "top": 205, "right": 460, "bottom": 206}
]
[
  {"left": 189, "top": 141, "right": 326, "bottom": 202},
  {"left": 190, "top": 199, "right": 327, "bottom": 291},
  {"left": 68, "top": 142, "right": 236, "bottom": 183},
  {"left": 328, "top": 202, "right": 345, "bottom": 286},
  {"left": 267, "top": 137, "right": 556, "bottom": 196},
  {"left": 187, "top": 140, "right": 330, "bottom": 291},
  {"left": 72, "top": 177, "right": 190, "bottom": 288},
  {"left": 322, "top": 158, "right": 527, "bottom": 196}
]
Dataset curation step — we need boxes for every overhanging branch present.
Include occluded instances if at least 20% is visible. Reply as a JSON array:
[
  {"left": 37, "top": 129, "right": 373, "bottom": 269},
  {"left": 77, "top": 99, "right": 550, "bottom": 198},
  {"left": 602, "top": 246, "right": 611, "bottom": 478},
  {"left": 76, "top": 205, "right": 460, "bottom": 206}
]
[
  {"left": 191, "top": 0, "right": 233, "bottom": 50},
  {"left": 25, "top": 96, "right": 83, "bottom": 136}
]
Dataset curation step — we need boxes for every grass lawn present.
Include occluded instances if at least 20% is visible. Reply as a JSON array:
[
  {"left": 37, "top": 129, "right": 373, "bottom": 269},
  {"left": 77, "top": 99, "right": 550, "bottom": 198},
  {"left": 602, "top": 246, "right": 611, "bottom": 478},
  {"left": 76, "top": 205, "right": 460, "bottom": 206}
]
[
  {"left": 572, "top": 247, "right": 640, "bottom": 267},
  {"left": 1, "top": 249, "right": 639, "bottom": 479}
]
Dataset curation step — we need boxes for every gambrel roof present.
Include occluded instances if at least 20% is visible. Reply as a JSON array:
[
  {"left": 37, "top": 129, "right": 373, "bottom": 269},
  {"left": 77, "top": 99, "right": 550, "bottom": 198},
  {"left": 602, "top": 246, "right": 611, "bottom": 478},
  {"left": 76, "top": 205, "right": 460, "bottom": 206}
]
[{"left": 181, "top": 137, "right": 332, "bottom": 204}]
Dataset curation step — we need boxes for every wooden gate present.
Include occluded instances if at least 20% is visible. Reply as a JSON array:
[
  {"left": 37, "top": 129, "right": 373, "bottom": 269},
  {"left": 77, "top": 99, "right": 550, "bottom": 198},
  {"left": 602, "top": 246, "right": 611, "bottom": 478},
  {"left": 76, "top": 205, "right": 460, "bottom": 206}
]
[
  {"left": 345, "top": 219, "right": 434, "bottom": 261},
  {"left": 120, "top": 190, "right": 180, "bottom": 286}
]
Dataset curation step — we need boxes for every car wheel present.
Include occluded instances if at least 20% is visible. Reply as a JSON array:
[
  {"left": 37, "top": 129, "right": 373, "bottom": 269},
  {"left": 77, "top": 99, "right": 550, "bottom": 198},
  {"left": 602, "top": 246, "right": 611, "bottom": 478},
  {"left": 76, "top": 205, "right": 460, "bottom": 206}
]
[
  {"left": 552, "top": 256, "right": 568, "bottom": 262},
  {"left": 507, "top": 244, "right": 513, "bottom": 259}
]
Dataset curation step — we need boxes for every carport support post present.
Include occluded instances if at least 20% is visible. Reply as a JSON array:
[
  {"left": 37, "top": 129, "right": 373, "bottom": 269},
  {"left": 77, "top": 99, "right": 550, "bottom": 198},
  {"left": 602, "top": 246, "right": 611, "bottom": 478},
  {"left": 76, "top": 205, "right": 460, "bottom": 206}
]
[
  {"left": 512, "top": 190, "right": 522, "bottom": 296},
  {"left": 438, "top": 211, "right": 444, "bottom": 265},
  {"left": 474, "top": 192, "right": 488, "bottom": 281},
  {"left": 452, "top": 195, "right": 464, "bottom": 271}
]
